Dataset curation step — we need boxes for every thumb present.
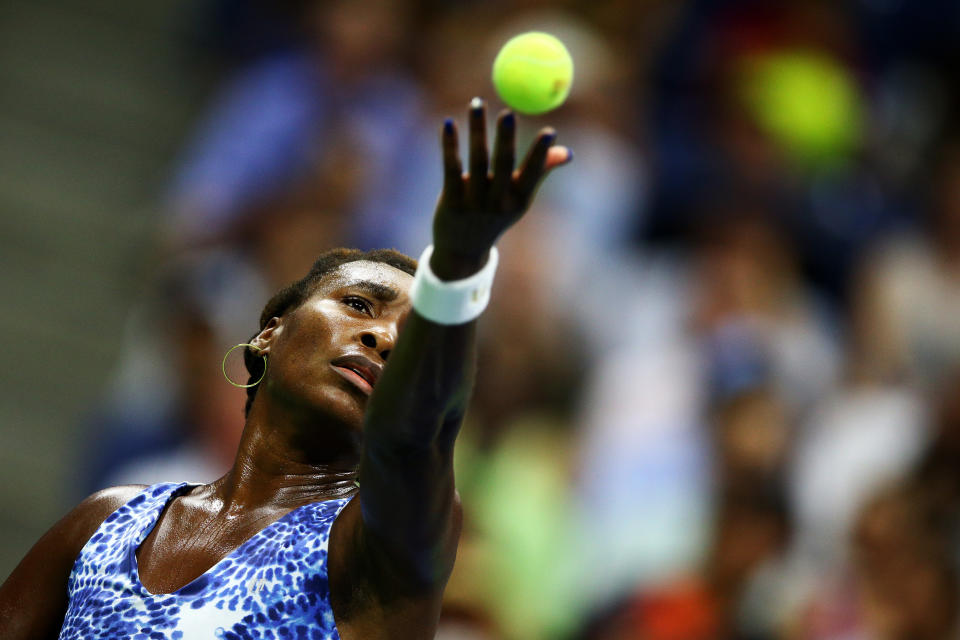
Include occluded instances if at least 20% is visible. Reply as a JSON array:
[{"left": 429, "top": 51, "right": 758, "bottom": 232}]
[{"left": 544, "top": 146, "right": 573, "bottom": 172}]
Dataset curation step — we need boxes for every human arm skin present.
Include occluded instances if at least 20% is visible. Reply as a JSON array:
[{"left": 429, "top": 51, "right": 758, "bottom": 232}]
[
  {"left": 336, "top": 99, "right": 571, "bottom": 600},
  {"left": 0, "top": 485, "right": 147, "bottom": 639}
]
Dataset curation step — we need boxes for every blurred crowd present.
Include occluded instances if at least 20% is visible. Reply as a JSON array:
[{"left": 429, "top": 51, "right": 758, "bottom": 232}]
[{"left": 73, "top": 0, "right": 960, "bottom": 638}]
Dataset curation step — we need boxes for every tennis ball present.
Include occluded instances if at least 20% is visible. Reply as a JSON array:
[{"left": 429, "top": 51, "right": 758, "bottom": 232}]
[{"left": 492, "top": 32, "right": 574, "bottom": 115}]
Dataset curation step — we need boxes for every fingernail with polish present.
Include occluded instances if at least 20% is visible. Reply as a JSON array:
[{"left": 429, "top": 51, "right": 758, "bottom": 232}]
[
  {"left": 564, "top": 148, "right": 574, "bottom": 163},
  {"left": 471, "top": 97, "right": 483, "bottom": 111},
  {"left": 503, "top": 112, "right": 515, "bottom": 129},
  {"left": 444, "top": 118, "right": 454, "bottom": 134}
]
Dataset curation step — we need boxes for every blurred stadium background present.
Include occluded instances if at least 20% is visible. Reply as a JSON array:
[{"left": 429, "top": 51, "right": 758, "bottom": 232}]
[{"left": 4, "top": 0, "right": 960, "bottom": 638}]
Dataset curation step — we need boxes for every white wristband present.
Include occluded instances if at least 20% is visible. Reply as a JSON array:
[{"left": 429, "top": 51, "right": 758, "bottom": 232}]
[{"left": 410, "top": 244, "right": 499, "bottom": 325}]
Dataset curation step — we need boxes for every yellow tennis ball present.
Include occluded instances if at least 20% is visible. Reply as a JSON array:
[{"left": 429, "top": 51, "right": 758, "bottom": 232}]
[{"left": 492, "top": 32, "right": 574, "bottom": 115}]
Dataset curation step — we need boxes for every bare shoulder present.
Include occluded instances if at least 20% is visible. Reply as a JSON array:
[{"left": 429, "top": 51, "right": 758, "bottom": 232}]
[
  {"left": 0, "top": 484, "right": 149, "bottom": 639},
  {"left": 15, "top": 483, "right": 149, "bottom": 571},
  {"left": 70, "top": 484, "right": 150, "bottom": 535},
  {"left": 48, "top": 484, "right": 151, "bottom": 553}
]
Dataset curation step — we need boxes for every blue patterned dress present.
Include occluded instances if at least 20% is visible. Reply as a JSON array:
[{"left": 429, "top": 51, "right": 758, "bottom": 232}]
[{"left": 58, "top": 481, "right": 352, "bottom": 639}]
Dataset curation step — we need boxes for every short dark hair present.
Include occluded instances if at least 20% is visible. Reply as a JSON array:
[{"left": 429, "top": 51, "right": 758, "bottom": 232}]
[{"left": 243, "top": 247, "right": 417, "bottom": 416}]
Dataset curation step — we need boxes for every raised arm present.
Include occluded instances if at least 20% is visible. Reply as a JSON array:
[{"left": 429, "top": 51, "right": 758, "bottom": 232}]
[{"left": 349, "top": 99, "right": 571, "bottom": 590}]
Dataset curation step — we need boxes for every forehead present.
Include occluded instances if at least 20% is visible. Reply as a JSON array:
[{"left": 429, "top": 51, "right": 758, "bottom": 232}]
[{"left": 320, "top": 260, "right": 414, "bottom": 297}]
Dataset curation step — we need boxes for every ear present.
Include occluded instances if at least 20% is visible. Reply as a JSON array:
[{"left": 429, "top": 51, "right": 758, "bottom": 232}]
[{"left": 251, "top": 317, "right": 282, "bottom": 355}]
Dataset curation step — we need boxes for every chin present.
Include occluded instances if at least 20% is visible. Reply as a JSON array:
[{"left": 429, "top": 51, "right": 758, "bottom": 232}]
[
  {"left": 310, "top": 383, "right": 368, "bottom": 430},
  {"left": 280, "top": 388, "right": 364, "bottom": 454},
  {"left": 272, "top": 369, "right": 369, "bottom": 437}
]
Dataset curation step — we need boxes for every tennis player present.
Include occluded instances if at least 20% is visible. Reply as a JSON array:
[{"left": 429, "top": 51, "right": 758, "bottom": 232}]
[{"left": 0, "top": 98, "right": 571, "bottom": 638}]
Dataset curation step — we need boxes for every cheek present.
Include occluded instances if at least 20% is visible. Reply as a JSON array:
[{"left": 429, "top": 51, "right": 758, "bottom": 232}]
[
  {"left": 269, "top": 306, "right": 353, "bottom": 382},
  {"left": 264, "top": 320, "right": 368, "bottom": 424}
]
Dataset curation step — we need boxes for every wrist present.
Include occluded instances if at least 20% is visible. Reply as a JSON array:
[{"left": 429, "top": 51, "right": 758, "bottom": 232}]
[
  {"left": 411, "top": 245, "right": 499, "bottom": 325},
  {"left": 428, "top": 247, "right": 490, "bottom": 281}
]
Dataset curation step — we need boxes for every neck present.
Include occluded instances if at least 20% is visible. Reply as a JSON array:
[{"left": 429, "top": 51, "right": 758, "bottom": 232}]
[{"left": 211, "top": 395, "right": 361, "bottom": 514}]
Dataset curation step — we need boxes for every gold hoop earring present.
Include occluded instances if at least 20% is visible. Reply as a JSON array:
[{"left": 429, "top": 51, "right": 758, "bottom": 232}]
[{"left": 222, "top": 343, "right": 267, "bottom": 388}]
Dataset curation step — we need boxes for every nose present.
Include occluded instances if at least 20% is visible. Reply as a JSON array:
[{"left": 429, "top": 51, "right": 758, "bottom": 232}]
[{"left": 360, "top": 327, "right": 396, "bottom": 361}]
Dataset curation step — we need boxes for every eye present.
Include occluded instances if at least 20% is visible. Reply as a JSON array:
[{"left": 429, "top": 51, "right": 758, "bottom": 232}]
[{"left": 342, "top": 296, "right": 373, "bottom": 316}]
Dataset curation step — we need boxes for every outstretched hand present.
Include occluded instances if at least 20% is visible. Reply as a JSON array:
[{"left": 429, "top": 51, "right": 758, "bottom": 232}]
[{"left": 430, "top": 97, "right": 572, "bottom": 278}]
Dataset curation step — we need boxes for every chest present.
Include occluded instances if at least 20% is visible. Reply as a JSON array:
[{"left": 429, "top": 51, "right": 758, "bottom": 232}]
[
  {"left": 124, "top": 496, "right": 449, "bottom": 640},
  {"left": 135, "top": 503, "right": 292, "bottom": 595}
]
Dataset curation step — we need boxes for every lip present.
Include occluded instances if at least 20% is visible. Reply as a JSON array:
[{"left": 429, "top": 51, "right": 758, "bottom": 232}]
[
  {"left": 330, "top": 354, "right": 383, "bottom": 395},
  {"left": 331, "top": 364, "right": 374, "bottom": 395}
]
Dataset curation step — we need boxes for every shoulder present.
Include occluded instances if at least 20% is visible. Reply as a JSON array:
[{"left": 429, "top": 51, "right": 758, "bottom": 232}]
[
  {"left": 70, "top": 485, "right": 151, "bottom": 536},
  {"left": 81, "top": 483, "right": 151, "bottom": 509},
  {"left": 0, "top": 484, "right": 150, "bottom": 638},
  {"left": 44, "top": 484, "right": 151, "bottom": 560},
  {"left": 12, "top": 483, "right": 149, "bottom": 569}
]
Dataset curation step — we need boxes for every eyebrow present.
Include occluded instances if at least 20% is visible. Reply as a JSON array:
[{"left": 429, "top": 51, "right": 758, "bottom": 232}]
[{"left": 341, "top": 280, "right": 401, "bottom": 302}]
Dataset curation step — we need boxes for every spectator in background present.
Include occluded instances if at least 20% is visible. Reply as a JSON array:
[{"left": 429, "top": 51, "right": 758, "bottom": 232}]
[
  {"left": 911, "top": 368, "right": 960, "bottom": 533},
  {"left": 790, "top": 369, "right": 960, "bottom": 639},
  {"left": 712, "top": 386, "right": 789, "bottom": 497},
  {"left": 788, "top": 359, "right": 927, "bottom": 579},
  {"left": 785, "top": 136, "right": 960, "bottom": 579},
  {"left": 579, "top": 379, "right": 796, "bottom": 640},
  {"left": 853, "top": 137, "right": 960, "bottom": 389},
  {"left": 643, "top": 0, "right": 905, "bottom": 304},
  {"left": 231, "top": 150, "right": 357, "bottom": 289},
  {"left": 796, "top": 484, "right": 959, "bottom": 640},
  {"left": 575, "top": 202, "right": 838, "bottom": 615},
  {"left": 164, "top": 0, "right": 430, "bottom": 255},
  {"left": 77, "top": 249, "right": 268, "bottom": 493},
  {"left": 691, "top": 210, "right": 839, "bottom": 415}
]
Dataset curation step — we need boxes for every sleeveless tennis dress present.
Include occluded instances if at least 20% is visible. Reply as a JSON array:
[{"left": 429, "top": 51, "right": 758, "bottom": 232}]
[{"left": 58, "top": 481, "right": 352, "bottom": 639}]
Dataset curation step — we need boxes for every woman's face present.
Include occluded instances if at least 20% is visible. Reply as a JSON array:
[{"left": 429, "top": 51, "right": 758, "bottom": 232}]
[{"left": 254, "top": 260, "right": 414, "bottom": 435}]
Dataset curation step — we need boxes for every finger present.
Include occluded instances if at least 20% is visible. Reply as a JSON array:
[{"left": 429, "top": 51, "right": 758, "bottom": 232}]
[
  {"left": 467, "top": 97, "right": 489, "bottom": 206},
  {"left": 544, "top": 145, "right": 573, "bottom": 172},
  {"left": 441, "top": 117, "right": 464, "bottom": 204},
  {"left": 489, "top": 109, "right": 516, "bottom": 203},
  {"left": 515, "top": 127, "right": 557, "bottom": 197}
]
